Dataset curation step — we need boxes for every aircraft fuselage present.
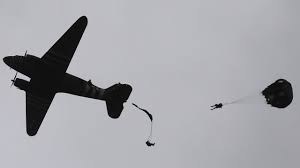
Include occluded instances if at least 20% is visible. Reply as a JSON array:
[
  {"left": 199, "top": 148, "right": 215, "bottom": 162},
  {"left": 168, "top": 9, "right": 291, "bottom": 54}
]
[{"left": 3, "top": 54, "right": 105, "bottom": 99}]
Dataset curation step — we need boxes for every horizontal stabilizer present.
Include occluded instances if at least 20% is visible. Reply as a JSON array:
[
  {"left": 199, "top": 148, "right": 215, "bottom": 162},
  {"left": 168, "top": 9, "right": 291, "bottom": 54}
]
[
  {"left": 104, "top": 83, "right": 132, "bottom": 119},
  {"left": 106, "top": 101, "right": 124, "bottom": 119}
]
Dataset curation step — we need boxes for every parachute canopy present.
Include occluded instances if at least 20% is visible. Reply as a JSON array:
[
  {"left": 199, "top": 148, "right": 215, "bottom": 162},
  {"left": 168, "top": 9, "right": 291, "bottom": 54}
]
[{"left": 262, "top": 79, "right": 293, "bottom": 108}]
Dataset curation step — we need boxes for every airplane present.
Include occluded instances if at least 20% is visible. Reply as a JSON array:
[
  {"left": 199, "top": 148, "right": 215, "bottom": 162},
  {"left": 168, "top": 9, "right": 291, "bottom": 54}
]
[{"left": 3, "top": 16, "right": 132, "bottom": 136}]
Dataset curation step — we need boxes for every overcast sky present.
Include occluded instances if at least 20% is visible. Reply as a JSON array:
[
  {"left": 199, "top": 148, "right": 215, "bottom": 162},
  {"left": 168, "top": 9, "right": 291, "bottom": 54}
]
[{"left": 0, "top": 0, "right": 300, "bottom": 168}]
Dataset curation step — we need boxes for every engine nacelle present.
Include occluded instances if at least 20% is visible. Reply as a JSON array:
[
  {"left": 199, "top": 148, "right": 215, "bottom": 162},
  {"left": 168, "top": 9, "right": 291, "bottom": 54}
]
[{"left": 14, "top": 78, "right": 29, "bottom": 91}]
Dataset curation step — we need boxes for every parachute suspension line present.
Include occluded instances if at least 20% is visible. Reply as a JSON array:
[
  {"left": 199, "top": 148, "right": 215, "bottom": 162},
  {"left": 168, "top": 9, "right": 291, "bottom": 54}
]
[
  {"left": 147, "top": 119, "right": 153, "bottom": 141},
  {"left": 223, "top": 92, "right": 262, "bottom": 106},
  {"left": 223, "top": 96, "right": 248, "bottom": 105},
  {"left": 132, "top": 103, "right": 155, "bottom": 147}
]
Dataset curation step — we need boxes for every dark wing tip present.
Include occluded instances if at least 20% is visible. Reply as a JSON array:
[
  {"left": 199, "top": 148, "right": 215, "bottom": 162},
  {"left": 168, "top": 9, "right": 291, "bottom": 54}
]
[
  {"left": 27, "top": 128, "right": 37, "bottom": 136},
  {"left": 78, "top": 16, "right": 88, "bottom": 26}
]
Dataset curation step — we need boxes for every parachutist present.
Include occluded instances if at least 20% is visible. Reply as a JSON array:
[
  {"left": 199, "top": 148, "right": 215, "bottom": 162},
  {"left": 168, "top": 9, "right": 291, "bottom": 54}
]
[
  {"left": 146, "top": 140, "right": 155, "bottom": 147},
  {"left": 210, "top": 103, "right": 223, "bottom": 110}
]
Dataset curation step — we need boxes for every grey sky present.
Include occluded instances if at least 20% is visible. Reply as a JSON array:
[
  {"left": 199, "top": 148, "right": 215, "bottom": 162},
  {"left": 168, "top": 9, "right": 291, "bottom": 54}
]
[{"left": 0, "top": 0, "right": 300, "bottom": 168}]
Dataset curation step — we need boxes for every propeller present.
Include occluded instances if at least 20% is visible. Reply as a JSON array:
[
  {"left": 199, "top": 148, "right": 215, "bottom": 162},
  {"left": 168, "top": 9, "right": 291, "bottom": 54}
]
[
  {"left": 10, "top": 50, "right": 26, "bottom": 87},
  {"left": 11, "top": 72, "right": 18, "bottom": 87}
]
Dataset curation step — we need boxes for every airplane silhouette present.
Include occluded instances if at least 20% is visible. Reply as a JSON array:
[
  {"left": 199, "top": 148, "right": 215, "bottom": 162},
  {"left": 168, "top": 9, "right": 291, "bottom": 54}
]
[{"left": 3, "top": 16, "right": 132, "bottom": 136}]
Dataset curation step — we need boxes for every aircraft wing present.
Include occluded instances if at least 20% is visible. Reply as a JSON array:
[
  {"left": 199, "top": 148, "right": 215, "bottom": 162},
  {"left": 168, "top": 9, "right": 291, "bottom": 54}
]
[
  {"left": 26, "top": 92, "right": 55, "bottom": 136},
  {"left": 41, "top": 16, "right": 88, "bottom": 73}
]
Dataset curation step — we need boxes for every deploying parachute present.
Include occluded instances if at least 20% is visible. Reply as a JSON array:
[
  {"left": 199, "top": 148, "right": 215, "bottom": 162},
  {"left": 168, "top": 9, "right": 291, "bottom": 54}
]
[
  {"left": 132, "top": 103, "right": 155, "bottom": 147},
  {"left": 262, "top": 79, "right": 293, "bottom": 108},
  {"left": 211, "top": 79, "right": 293, "bottom": 110}
]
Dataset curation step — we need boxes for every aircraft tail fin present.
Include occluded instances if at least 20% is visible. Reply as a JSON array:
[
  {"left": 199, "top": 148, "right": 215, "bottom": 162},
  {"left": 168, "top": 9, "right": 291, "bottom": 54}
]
[{"left": 104, "top": 83, "right": 132, "bottom": 119}]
